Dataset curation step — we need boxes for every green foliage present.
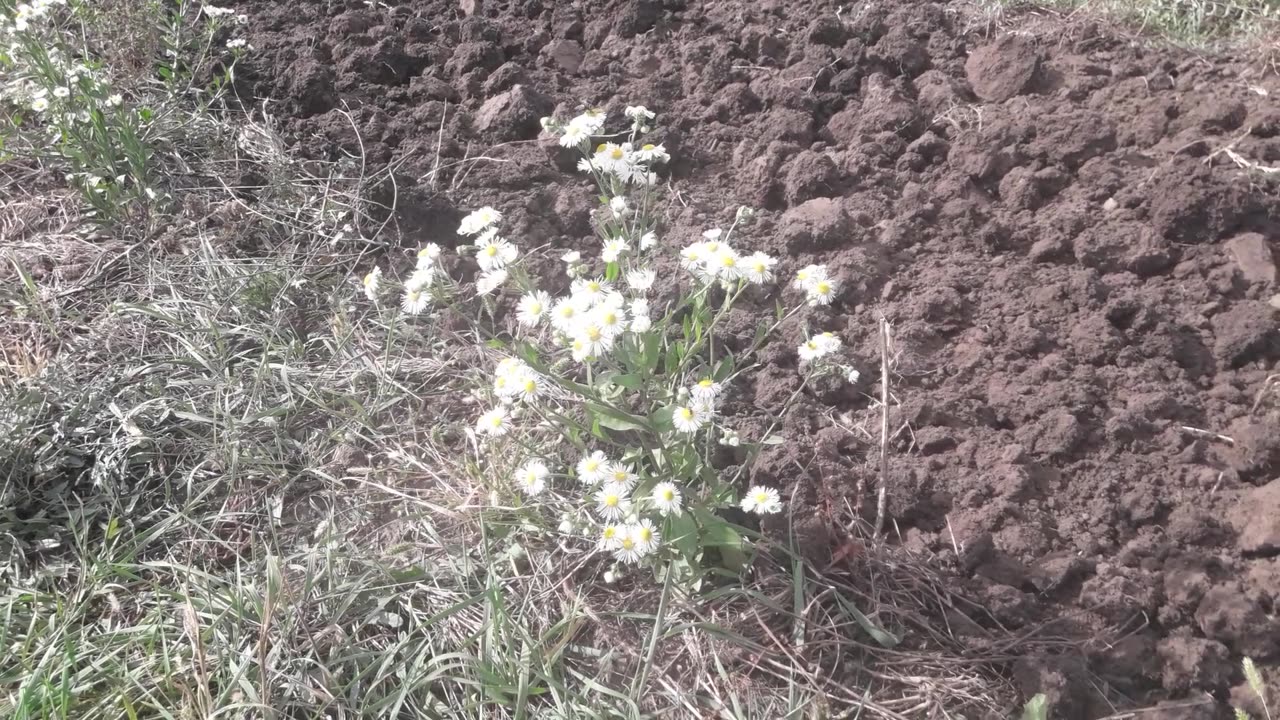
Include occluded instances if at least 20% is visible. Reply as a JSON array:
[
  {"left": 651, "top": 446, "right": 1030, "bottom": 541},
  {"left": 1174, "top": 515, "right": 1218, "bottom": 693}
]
[{"left": 1022, "top": 693, "right": 1050, "bottom": 720}]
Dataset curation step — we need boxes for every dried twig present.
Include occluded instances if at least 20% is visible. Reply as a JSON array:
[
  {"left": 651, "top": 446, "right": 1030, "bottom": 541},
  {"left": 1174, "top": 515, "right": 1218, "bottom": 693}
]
[{"left": 875, "top": 317, "right": 892, "bottom": 538}]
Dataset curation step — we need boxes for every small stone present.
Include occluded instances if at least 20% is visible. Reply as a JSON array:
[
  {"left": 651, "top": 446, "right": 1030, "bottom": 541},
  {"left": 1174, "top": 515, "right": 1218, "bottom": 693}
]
[
  {"left": 543, "top": 39, "right": 583, "bottom": 74},
  {"left": 459, "top": 0, "right": 481, "bottom": 16},
  {"left": 1195, "top": 585, "right": 1279, "bottom": 657},
  {"left": 1211, "top": 301, "right": 1279, "bottom": 368},
  {"left": 1226, "top": 232, "right": 1276, "bottom": 284},
  {"left": 1269, "top": 294, "right": 1280, "bottom": 310},
  {"left": 965, "top": 34, "right": 1040, "bottom": 102},
  {"left": 778, "top": 197, "right": 852, "bottom": 253},
  {"left": 1233, "top": 480, "right": 1280, "bottom": 553},
  {"left": 475, "top": 85, "right": 552, "bottom": 140},
  {"left": 1102, "top": 197, "right": 1118, "bottom": 211}
]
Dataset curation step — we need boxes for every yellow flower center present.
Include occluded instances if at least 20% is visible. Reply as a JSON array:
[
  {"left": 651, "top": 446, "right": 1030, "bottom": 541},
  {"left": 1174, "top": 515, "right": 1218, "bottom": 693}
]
[
  {"left": 602, "top": 312, "right": 618, "bottom": 326},
  {"left": 524, "top": 472, "right": 537, "bottom": 485},
  {"left": 489, "top": 416, "right": 503, "bottom": 428},
  {"left": 602, "top": 527, "right": 616, "bottom": 540},
  {"left": 407, "top": 291, "right": 420, "bottom": 301},
  {"left": 612, "top": 471, "right": 627, "bottom": 482},
  {"left": 698, "top": 379, "right": 713, "bottom": 388},
  {"left": 815, "top": 281, "right": 831, "bottom": 295},
  {"left": 642, "top": 144, "right": 655, "bottom": 151},
  {"left": 610, "top": 148, "right": 624, "bottom": 160},
  {"left": 523, "top": 380, "right": 537, "bottom": 394},
  {"left": 604, "top": 494, "right": 619, "bottom": 507},
  {"left": 495, "top": 376, "right": 507, "bottom": 388},
  {"left": 754, "top": 492, "right": 768, "bottom": 503},
  {"left": 806, "top": 341, "right": 818, "bottom": 351},
  {"left": 661, "top": 489, "right": 674, "bottom": 502},
  {"left": 363, "top": 274, "right": 376, "bottom": 286},
  {"left": 587, "top": 281, "right": 601, "bottom": 293},
  {"left": 584, "top": 460, "right": 600, "bottom": 472},
  {"left": 677, "top": 408, "right": 693, "bottom": 421},
  {"left": 637, "top": 528, "right": 652, "bottom": 542},
  {"left": 529, "top": 302, "right": 542, "bottom": 314},
  {"left": 797, "top": 270, "right": 810, "bottom": 281},
  {"left": 753, "top": 262, "right": 765, "bottom": 273},
  {"left": 705, "top": 242, "right": 720, "bottom": 253},
  {"left": 721, "top": 255, "right": 736, "bottom": 267},
  {"left": 560, "top": 306, "right": 575, "bottom": 318},
  {"left": 586, "top": 327, "right": 602, "bottom": 341},
  {"left": 620, "top": 537, "right": 635, "bottom": 550},
  {"left": 485, "top": 246, "right": 498, "bottom": 257}
]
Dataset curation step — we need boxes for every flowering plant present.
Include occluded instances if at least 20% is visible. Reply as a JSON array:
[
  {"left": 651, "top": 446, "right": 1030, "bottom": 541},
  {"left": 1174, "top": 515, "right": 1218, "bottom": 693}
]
[{"left": 361, "top": 107, "right": 852, "bottom": 587}]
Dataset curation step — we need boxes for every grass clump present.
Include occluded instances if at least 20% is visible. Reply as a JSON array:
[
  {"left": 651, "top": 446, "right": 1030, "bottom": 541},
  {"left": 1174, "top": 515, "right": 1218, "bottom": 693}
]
[{"left": 983, "top": 0, "right": 1280, "bottom": 49}]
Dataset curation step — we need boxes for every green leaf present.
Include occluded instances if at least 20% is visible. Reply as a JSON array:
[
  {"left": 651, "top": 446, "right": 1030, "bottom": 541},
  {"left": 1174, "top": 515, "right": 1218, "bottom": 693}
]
[
  {"left": 1021, "top": 694, "right": 1049, "bottom": 720},
  {"left": 713, "top": 355, "right": 734, "bottom": 381},
  {"left": 640, "top": 332, "right": 661, "bottom": 375},
  {"left": 649, "top": 405, "right": 674, "bottom": 433},
  {"left": 587, "top": 402, "right": 649, "bottom": 433},
  {"left": 668, "top": 512, "right": 699, "bottom": 560},
  {"left": 609, "top": 373, "right": 643, "bottom": 390},
  {"left": 605, "top": 261, "right": 620, "bottom": 282},
  {"left": 834, "top": 593, "right": 901, "bottom": 649}
]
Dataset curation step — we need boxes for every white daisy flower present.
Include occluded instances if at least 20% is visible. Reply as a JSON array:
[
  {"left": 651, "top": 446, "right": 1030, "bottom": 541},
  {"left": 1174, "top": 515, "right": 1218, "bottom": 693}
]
[
  {"left": 31, "top": 97, "right": 49, "bottom": 112},
  {"left": 671, "top": 404, "right": 708, "bottom": 433},
  {"left": 513, "top": 370, "right": 542, "bottom": 402},
  {"left": 515, "top": 459, "right": 549, "bottom": 496},
  {"left": 107, "top": 94, "right": 123, "bottom": 107},
  {"left": 599, "top": 524, "right": 625, "bottom": 551},
  {"left": 806, "top": 277, "right": 838, "bottom": 306},
  {"left": 401, "top": 288, "right": 430, "bottom": 315},
  {"left": 361, "top": 267, "right": 382, "bottom": 301},
  {"left": 815, "top": 331, "right": 842, "bottom": 354},
  {"left": 613, "top": 532, "right": 643, "bottom": 564},
  {"left": 741, "top": 485, "right": 783, "bottom": 514},
  {"left": 628, "top": 298, "right": 651, "bottom": 332},
  {"left": 560, "top": 122, "right": 588, "bottom": 147},
  {"left": 576, "top": 157, "right": 594, "bottom": 173},
  {"left": 592, "top": 303, "right": 629, "bottom": 338},
  {"left": 624, "top": 105, "right": 655, "bottom": 122},
  {"left": 793, "top": 264, "right": 829, "bottom": 291},
  {"left": 52, "top": 86, "right": 69, "bottom": 99},
  {"left": 406, "top": 266, "right": 436, "bottom": 291},
  {"left": 516, "top": 291, "right": 550, "bottom": 327},
  {"left": 719, "top": 429, "right": 741, "bottom": 447},
  {"left": 743, "top": 252, "right": 777, "bottom": 284},
  {"left": 797, "top": 338, "right": 825, "bottom": 362},
  {"left": 602, "top": 237, "right": 630, "bottom": 263},
  {"left": 416, "top": 243, "right": 442, "bottom": 268},
  {"left": 608, "top": 196, "right": 628, "bottom": 217},
  {"left": 711, "top": 246, "right": 741, "bottom": 281},
  {"left": 594, "top": 483, "right": 632, "bottom": 521},
  {"left": 634, "top": 143, "right": 669, "bottom": 164},
  {"left": 577, "top": 451, "right": 610, "bottom": 485},
  {"left": 639, "top": 231, "right": 657, "bottom": 250},
  {"left": 629, "top": 518, "right": 661, "bottom": 554},
  {"left": 679, "top": 243, "right": 705, "bottom": 272},
  {"left": 626, "top": 269, "right": 656, "bottom": 292},
  {"left": 475, "top": 235, "right": 518, "bottom": 272},
  {"left": 651, "top": 482, "right": 682, "bottom": 516},
  {"left": 458, "top": 206, "right": 502, "bottom": 235},
  {"left": 575, "top": 322, "right": 614, "bottom": 357},
  {"left": 476, "top": 406, "right": 511, "bottom": 437},
  {"left": 476, "top": 269, "right": 508, "bottom": 296},
  {"left": 702, "top": 228, "right": 723, "bottom": 241},
  {"left": 570, "top": 277, "right": 612, "bottom": 307},
  {"left": 603, "top": 462, "right": 637, "bottom": 492},
  {"left": 690, "top": 378, "right": 722, "bottom": 403},
  {"left": 846, "top": 367, "right": 861, "bottom": 384},
  {"left": 570, "top": 336, "right": 594, "bottom": 363},
  {"left": 550, "top": 297, "right": 587, "bottom": 334}
]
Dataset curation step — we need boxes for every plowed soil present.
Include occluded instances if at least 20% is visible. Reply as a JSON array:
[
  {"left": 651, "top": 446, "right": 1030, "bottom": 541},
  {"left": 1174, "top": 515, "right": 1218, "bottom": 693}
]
[{"left": 232, "top": 0, "right": 1280, "bottom": 715}]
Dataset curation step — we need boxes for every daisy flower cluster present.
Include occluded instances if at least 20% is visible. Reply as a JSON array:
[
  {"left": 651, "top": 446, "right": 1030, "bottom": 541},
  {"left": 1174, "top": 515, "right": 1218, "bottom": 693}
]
[
  {"left": 366, "top": 107, "right": 848, "bottom": 580},
  {"left": 679, "top": 227, "right": 778, "bottom": 286},
  {"left": 0, "top": 0, "right": 166, "bottom": 213},
  {"left": 793, "top": 264, "right": 840, "bottom": 306}
]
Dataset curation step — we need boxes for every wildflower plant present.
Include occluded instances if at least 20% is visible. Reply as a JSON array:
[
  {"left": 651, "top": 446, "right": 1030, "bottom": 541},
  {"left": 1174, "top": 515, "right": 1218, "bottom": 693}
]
[
  {"left": 0, "top": 0, "right": 246, "bottom": 218},
  {"left": 362, "top": 107, "right": 847, "bottom": 588}
]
